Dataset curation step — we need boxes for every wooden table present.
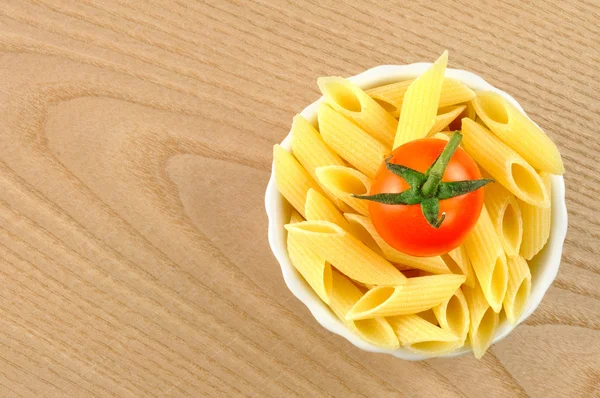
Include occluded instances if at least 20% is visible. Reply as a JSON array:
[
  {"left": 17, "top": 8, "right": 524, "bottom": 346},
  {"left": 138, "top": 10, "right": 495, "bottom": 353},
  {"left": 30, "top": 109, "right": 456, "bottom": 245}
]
[{"left": 0, "top": 1, "right": 598, "bottom": 396}]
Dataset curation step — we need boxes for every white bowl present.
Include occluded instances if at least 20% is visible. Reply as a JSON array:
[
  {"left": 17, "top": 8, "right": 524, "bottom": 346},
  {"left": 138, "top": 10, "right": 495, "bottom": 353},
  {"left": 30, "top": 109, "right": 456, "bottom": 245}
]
[{"left": 265, "top": 64, "right": 568, "bottom": 360}]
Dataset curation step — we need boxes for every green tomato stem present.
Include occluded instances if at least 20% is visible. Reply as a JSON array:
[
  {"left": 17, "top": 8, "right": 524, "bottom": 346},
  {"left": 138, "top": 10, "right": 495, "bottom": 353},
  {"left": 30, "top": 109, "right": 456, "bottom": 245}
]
[{"left": 420, "top": 131, "right": 463, "bottom": 197}]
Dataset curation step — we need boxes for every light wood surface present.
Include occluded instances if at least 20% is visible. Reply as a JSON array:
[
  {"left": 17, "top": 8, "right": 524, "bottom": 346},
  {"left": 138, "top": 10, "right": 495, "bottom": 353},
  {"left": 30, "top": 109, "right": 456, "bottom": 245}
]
[{"left": 0, "top": 0, "right": 598, "bottom": 396}]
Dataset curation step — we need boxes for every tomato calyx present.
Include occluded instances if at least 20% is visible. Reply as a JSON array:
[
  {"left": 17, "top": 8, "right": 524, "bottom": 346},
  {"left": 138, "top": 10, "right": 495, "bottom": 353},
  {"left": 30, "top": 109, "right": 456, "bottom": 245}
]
[{"left": 354, "top": 131, "right": 493, "bottom": 229}]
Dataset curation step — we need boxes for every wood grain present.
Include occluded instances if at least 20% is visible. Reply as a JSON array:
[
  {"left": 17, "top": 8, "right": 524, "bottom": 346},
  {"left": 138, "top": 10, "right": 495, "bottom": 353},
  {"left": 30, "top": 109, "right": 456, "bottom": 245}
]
[{"left": 0, "top": 0, "right": 598, "bottom": 396}]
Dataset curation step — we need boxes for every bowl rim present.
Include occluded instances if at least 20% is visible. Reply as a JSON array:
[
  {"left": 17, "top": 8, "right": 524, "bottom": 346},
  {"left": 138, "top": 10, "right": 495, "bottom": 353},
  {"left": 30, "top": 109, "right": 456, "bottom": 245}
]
[{"left": 264, "top": 63, "right": 568, "bottom": 360}]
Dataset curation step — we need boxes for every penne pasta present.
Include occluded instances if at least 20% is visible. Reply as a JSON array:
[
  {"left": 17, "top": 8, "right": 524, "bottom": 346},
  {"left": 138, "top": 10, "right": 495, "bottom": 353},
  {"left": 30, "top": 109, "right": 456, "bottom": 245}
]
[
  {"left": 330, "top": 271, "right": 400, "bottom": 349},
  {"left": 474, "top": 115, "right": 487, "bottom": 128},
  {"left": 285, "top": 221, "right": 406, "bottom": 286},
  {"left": 366, "top": 80, "right": 411, "bottom": 118},
  {"left": 291, "top": 114, "right": 345, "bottom": 174},
  {"left": 273, "top": 144, "right": 323, "bottom": 217},
  {"left": 503, "top": 256, "right": 531, "bottom": 324},
  {"left": 346, "top": 274, "right": 465, "bottom": 320},
  {"left": 305, "top": 189, "right": 351, "bottom": 231},
  {"left": 287, "top": 233, "right": 332, "bottom": 304},
  {"left": 448, "top": 100, "right": 476, "bottom": 131},
  {"left": 473, "top": 91, "right": 564, "bottom": 174},
  {"left": 318, "top": 76, "right": 398, "bottom": 147},
  {"left": 291, "top": 114, "right": 352, "bottom": 212},
  {"left": 387, "top": 314, "right": 460, "bottom": 356},
  {"left": 433, "top": 288, "right": 470, "bottom": 343},
  {"left": 343, "top": 213, "right": 451, "bottom": 275},
  {"left": 461, "top": 118, "right": 549, "bottom": 208},
  {"left": 463, "top": 205, "right": 508, "bottom": 313},
  {"left": 342, "top": 214, "right": 386, "bottom": 257},
  {"left": 316, "top": 166, "right": 372, "bottom": 216},
  {"left": 318, "top": 103, "right": 389, "bottom": 178},
  {"left": 432, "top": 132, "right": 451, "bottom": 141},
  {"left": 402, "top": 269, "right": 424, "bottom": 278},
  {"left": 366, "top": 78, "right": 476, "bottom": 118},
  {"left": 427, "top": 105, "right": 466, "bottom": 136},
  {"left": 289, "top": 210, "right": 304, "bottom": 224},
  {"left": 463, "top": 283, "right": 499, "bottom": 359},
  {"left": 484, "top": 181, "right": 523, "bottom": 257},
  {"left": 417, "top": 309, "right": 439, "bottom": 325},
  {"left": 394, "top": 51, "right": 448, "bottom": 148},
  {"left": 520, "top": 172, "right": 552, "bottom": 260},
  {"left": 352, "top": 280, "right": 377, "bottom": 291},
  {"left": 464, "top": 100, "right": 477, "bottom": 119},
  {"left": 443, "top": 245, "right": 475, "bottom": 288}
]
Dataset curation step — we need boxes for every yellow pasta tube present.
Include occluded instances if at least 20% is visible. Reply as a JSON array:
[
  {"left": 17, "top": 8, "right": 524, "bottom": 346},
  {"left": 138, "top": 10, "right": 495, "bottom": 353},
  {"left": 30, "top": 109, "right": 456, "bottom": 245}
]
[
  {"left": 402, "top": 269, "right": 423, "bottom": 278},
  {"left": 291, "top": 114, "right": 351, "bottom": 212},
  {"left": 289, "top": 210, "right": 304, "bottom": 224},
  {"left": 484, "top": 182, "right": 523, "bottom": 257},
  {"left": 473, "top": 91, "right": 564, "bottom": 174},
  {"left": 464, "top": 100, "right": 477, "bottom": 119},
  {"left": 287, "top": 233, "right": 332, "bottom": 304},
  {"left": 394, "top": 51, "right": 448, "bottom": 149},
  {"left": 330, "top": 271, "right": 399, "bottom": 349},
  {"left": 291, "top": 114, "right": 345, "bottom": 173},
  {"left": 503, "top": 256, "right": 532, "bottom": 324},
  {"left": 387, "top": 314, "right": 460, "bottom": 356},
  {"left": 343, "top": 213, "right": 451, "bottom": 275},
  {"left": 461, "top": 118, "right": 549, "bottom": 208},
  {"left": 316, "top": 166, "right": 372, "bottom": 216},
  {"left": 432, "top": 132, "right": 451, "bottom": 141},
  {"left": 318, "top": 103, "right": 389, "bottom": 178},
  {"left": 305, "top": 189, "right": 351, "bottom": 231},
  {"left": 427, "top": 105, "right": 466, "bottom": 136},
  {"left": 346, "top": 274, "right": 465, "bottom": 320},
  {"left": 366, "top": 80, "right": 411, "bottom": 118},
  {"left": 366, "top": 78, "right": 476, "bottom": 118},
  {"left": 417, "top": 309, "right": 439, "bottom": 325},
  {"left": 318, "top": 77, "right": 398, "bottom": 147},
  {"left": 475, "top": 115, "right": 487, "bottom": 128},
  {"left": 285, "top": 221, "right": 406, "bottom": 286},
  {"left": 463, "top": 283, "right": 499, "bottom": 359},
  {"left": 273, "top": 144, "right": 323, "bottom": 217},
  {"left": 463, "top": 206, "right": 508, "bottom": 313},
  {"left": 443, "top": 245, "right": 475, "bottom": 288},
  {"left": 520, "top": 172, "right": 552, "bottom": 260},
  {"left": 447, "top": 100, "right": 476, "bottom": 131},
  {"left": 433, "top": 288, "right": 470, "bottom": 343}
]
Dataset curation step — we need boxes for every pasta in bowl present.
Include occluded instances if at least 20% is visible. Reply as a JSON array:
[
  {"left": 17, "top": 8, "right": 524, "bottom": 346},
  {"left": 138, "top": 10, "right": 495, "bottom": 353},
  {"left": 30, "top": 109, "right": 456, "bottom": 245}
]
[{"left": 265, "top": 53, "right": 567, "bottom": 360}]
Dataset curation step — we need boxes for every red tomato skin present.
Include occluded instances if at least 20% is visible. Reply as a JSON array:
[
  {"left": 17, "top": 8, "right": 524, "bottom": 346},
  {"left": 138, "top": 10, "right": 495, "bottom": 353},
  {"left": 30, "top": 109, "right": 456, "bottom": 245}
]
[{"left": 369, "top": 138, "right": 484, "bottom": 257}]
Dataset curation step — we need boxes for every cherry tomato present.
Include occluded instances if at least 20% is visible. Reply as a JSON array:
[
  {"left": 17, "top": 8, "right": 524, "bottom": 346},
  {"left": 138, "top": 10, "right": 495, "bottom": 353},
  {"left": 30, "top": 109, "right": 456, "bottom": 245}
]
[{"left": 368, "top": 138, "right": 485, "bottom": 257}]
